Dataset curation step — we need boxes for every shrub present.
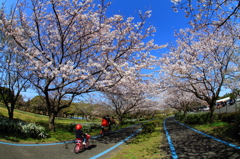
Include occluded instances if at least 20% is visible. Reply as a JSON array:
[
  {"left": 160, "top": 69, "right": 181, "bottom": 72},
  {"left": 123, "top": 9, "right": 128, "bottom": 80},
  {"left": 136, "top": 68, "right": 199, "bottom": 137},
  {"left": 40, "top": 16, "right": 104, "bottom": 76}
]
[
  {"left": 217, "top": 112, "right": 240, "bottom": 136},
  {"left": 235, "top": 112, "right": 240, "bottom": 135},
  {"left": 184, "top": 112, "right": 218, "bottom": 124},
  {"left": 174, "top": 112, "right": 218, "bottom": 125},
  {"left": 124, "top": 119, "right": 137, "bottom": 125},
  {"left": 218, "top": 112, "right": 239, "bottom": 123},
  {"left": 82, "top": 123, "right": 100, "bottom": 132},
  {"left": 66, "top": 122, "right": 77, "bottom": 132},
  {"left": 141, "top": 121, "right": 159, "bottom": 134},
  {"left": 174, "top": 112, "right": 185, "bottom": 121},
  {"left": 0, "top": 115, "right": 48, "bottom": 139},
  {"left": 21, "top": 123, "right": 48, "bottom": 138}
]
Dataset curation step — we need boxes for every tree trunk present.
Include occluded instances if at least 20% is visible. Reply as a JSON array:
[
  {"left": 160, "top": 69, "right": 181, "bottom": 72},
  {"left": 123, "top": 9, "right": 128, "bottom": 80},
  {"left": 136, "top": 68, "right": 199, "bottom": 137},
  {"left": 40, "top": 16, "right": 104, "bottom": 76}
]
[
  {"left": 137, "top": 116, "right": 140, "bottom": 121},
  {"left": 6, "top": 102, "right": 15, "bottom": 120},
  {"left": 183, "top": 110, "right": 187, "bottom": 117},
  {"left": 118, "top": 115, "right": 124, "bottom": 126},
  {"left": 85, "top": 115, "right": 89, "bottom": 121},
  {"left": 209, "top": 104, "right": 215, "bottom": 123},
  {"left": 48, "top": 112, "right": 56, "bottom": 132},
  {"left": 8, "top": 108, "right": 14, "bottom": 120}
]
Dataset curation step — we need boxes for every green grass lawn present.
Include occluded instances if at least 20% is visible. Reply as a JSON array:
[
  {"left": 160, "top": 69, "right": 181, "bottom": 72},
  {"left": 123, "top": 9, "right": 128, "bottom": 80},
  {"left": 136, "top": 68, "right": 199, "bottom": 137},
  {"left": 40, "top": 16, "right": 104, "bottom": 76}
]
[
  {"left": 110, "top": 119, "right": 168, "bottom": 159},
  {"left": 0, "top": 105, "right": 100, "bottom": 124}
]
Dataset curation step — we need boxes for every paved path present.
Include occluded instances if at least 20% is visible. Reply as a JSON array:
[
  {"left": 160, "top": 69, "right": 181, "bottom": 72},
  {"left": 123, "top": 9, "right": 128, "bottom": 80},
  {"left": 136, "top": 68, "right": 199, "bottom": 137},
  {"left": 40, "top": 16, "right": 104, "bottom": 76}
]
[
  {"left": 164, "top": 116, "right": 240, "bottom": 159},
  {"left": 0, "top": 124, "right": 142, "bottom": 159}
]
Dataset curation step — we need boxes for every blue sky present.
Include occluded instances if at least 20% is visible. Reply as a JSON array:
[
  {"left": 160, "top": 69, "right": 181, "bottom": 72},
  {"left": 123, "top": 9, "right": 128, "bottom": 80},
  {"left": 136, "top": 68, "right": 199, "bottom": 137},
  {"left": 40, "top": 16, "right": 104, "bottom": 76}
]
[{"left": 105, "top": 0, "right": 190, "bottom": 54}]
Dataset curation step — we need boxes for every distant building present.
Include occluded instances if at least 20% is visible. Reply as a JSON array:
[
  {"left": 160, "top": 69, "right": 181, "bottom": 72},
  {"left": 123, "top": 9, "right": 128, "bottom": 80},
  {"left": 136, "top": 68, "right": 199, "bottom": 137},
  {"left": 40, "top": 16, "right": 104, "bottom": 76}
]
[{"left": 216, "top": 97, "right": 230, "bottom": 103}]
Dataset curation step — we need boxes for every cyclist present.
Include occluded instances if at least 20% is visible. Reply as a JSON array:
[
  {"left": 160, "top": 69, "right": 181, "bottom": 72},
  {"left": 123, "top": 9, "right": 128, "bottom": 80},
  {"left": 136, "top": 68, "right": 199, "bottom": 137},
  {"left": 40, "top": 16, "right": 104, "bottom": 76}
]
[
  {"left": 75, "top": 124, "right": 87, "bottom": 145},
  {"left": 106, "top": 115, "right": 112, "bottom": 130},
  {"left": 101, "top": 116, "right": 109, "bottom": 133}
]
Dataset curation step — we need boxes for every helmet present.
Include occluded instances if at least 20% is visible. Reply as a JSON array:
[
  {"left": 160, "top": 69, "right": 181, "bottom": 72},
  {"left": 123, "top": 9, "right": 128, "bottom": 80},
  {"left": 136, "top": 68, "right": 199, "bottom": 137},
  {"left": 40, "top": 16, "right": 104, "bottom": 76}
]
[{"left": 76, "top": 124, "right": 82, "bottom": 130}]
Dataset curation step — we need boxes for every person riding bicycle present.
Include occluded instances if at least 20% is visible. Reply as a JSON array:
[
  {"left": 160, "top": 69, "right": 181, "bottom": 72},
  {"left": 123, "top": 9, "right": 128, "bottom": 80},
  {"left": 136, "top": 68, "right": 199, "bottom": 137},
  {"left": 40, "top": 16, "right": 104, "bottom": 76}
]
[
  {"left": 106, "top": 115, "right": 112, "bottom": 130},
  {"left": 75, "top": 124, "right": 87, "bottom": 145},
  {"left": 101, "top": 116, "right": 109, "bottom": 132}
]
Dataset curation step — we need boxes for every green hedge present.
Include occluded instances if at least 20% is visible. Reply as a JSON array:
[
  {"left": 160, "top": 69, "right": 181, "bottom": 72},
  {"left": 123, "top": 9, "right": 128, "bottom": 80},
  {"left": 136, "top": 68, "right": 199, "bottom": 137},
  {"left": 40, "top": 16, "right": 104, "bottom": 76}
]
[
  {"left": 141, "top": 120, "right": 161, "bottom": 134},
  {"left": 175, "top": 111, "right": 240, "bottom": 125},
  {"left": 175, "top": 112, "right": 185, "bottom": 121},
  {"left": 124, "top": 119, "right": 138, "bottom": 125},
  {"left": 175, "top": 112, "right": 218, "bottom": 124}
]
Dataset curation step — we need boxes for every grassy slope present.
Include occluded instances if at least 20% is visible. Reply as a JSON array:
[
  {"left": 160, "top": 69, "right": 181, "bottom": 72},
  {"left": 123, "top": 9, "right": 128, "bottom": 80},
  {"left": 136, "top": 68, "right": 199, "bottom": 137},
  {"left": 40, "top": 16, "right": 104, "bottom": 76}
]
[
  {"left": 0, "top": 105, "right": 101, "bottom": 143},
  {"left": 0, "top": 105, "right": 99, "bottom": 124}
]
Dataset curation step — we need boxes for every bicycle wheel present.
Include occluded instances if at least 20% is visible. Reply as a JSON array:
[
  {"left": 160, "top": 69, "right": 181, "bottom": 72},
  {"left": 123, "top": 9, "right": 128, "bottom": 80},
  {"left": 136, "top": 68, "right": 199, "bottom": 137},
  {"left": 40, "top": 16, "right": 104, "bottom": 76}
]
[
  {"left": 100, "top": 130, "right": 104, "bottom": 137},
  {"left": 74, "top": 144, "right": 80, "bottom": 154},
  {"left": 85, "top": 141, "right": 90, "bottom": 149}
]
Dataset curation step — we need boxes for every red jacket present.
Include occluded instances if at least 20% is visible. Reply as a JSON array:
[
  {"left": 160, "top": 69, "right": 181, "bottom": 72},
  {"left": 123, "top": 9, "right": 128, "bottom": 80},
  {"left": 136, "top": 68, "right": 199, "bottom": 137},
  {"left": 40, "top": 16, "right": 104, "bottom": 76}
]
[{"left": 101, "top": 118, "right": 109, "bottom": 126}]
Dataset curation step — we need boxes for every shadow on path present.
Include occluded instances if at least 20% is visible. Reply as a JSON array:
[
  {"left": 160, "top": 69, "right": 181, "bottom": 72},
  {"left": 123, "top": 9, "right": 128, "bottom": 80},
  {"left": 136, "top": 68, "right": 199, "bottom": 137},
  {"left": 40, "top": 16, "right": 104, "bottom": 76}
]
[
  {"left": 165, "top": 117, "right": 240, "bottom": 159},
  {"left": 92, "top": 125, "right": 140, "bottom": 144}
]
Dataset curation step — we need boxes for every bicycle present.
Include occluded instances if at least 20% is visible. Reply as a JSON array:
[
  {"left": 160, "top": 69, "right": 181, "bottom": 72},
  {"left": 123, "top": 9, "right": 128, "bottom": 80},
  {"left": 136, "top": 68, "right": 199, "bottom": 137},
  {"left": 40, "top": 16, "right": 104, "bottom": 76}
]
[
  {"left": 100, "top": 126, "right": 109, "bottom": 137},
  {"left": 74, "top": 133, "right": 91, "bottom": 154}
]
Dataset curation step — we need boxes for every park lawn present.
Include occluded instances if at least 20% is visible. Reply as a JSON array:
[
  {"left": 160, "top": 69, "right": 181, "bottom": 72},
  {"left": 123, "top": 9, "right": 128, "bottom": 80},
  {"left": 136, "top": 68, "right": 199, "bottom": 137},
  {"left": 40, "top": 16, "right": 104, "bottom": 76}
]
[
  {"left": 0, "top": 105, "right": 100, "bottom": 124},
  {"left": 110, "top": 120, "right": 167, "bottom": 159},
  {"left": 191, "top": 121, "right": 229, "bottom": 132}
]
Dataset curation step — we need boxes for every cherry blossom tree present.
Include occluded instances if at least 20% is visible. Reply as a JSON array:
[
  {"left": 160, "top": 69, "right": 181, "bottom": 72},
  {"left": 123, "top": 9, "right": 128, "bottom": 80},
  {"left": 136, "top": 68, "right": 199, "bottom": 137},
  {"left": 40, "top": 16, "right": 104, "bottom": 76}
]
[
  {"left": 0, "top": 0, "right": 163, "bottom": 131},
  {"left": 224, "top": 47, "right": 240, "bottom": 96},
  {"left": 101, "top": 75, "right": 155, "bottom": 125},
  {"left": 129, "top": 99, "right": 160, "bottom": 120},
  {"left": 159, "top": 26, "right": 239, "bottom": 119},
  {"left": 169, "top": 0, "right": 240, "bottom": 119},
  {"left": 170, "top": 0, "right": 240, "bottom": 29},
  {"left": 91, "top": 103, "right": 112, "bottom": 117},
  {"left": 162, "top": 87, "right": 205, "bottom": 116},
  {"left": 0, "top": 16, "right": 30, "bottom": 120}
]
